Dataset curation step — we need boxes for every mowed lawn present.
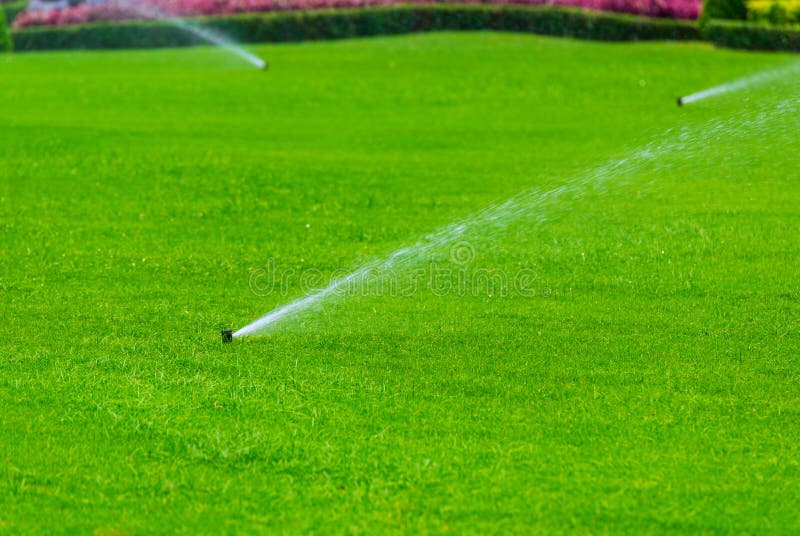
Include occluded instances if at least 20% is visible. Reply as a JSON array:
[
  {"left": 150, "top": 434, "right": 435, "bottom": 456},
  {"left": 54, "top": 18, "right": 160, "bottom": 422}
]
[{"left": 1, "top": 32, "right": 799, "bottom": 533}]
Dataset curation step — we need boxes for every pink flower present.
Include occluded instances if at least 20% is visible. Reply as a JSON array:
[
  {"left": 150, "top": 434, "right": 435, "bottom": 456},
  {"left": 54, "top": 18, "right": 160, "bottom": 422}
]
[{"left": 12, "top": 0, "right": 701, "bottom": 28}]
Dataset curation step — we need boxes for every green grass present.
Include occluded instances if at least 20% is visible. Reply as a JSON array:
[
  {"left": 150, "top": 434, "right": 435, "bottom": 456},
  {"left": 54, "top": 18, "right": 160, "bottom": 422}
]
[{"left": 1, "top": 33, "right": 799, "bottom": 533}]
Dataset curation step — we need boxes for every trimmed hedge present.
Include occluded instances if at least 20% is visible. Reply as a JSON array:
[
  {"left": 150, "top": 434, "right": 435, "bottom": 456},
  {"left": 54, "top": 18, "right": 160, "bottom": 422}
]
[
  {"left": 11, "top": 5, "right": 701, "bottom": 52},
  {"left": 2, "top": 0, "right": 26, "bottom": 25},
  {"left": 704, "top": 18, "right": 800, "bottom": 50},
  {"left": 0, "top": 6, "right": 10, "bottom": 52},
  {"left": 701, "top": 0, "right": 747, "bottom": 22}
]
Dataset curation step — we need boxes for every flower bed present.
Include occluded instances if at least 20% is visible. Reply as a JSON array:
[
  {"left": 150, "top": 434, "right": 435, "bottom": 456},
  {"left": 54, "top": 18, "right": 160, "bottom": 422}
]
[
  {"left": 12, "top": 0, "right": 701, "bottom": 28},
  {"left": 10, "top": 5, "right": 703, "bottom": 51}
]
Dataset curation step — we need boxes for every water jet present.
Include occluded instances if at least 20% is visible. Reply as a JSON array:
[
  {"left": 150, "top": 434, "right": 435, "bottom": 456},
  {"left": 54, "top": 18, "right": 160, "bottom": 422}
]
[
  {"left": 677, "top": 61, "right": 799, "bottom": 105},
  {"left": 232, "top": 99, "right": 797, "bottom": 338},
  {"left": 119, "top": 0, "right": 267, "bottom": 69}
]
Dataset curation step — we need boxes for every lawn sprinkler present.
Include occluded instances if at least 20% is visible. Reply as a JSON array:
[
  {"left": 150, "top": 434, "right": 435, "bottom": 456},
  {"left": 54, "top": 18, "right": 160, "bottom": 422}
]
[
  {"left": 676, "top": 97, "right": 684, "bottom": 106},
  {"left": 221, "top": 329, "right": 233, "bottom": 343}
]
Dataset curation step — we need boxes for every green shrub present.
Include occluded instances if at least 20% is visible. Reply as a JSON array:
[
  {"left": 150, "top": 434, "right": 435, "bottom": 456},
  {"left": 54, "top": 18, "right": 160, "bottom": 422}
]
[
  {"left": 702, "top": 0, "right": 748, "bottom": 22},
  {"left": 767, "top": 2, "right": 791, "bottom": 23},
  {"left": 704, "top": 18, "right": 800, "bottom": 49},
  {"left": 12, "top": 5, "right": 701, "bottom": 52},
  {"left": 1, "top": 0, "right": 26, "bottom": 25},
  {"left": 0, "top": 6, "right": 11, "bottom": 52}
]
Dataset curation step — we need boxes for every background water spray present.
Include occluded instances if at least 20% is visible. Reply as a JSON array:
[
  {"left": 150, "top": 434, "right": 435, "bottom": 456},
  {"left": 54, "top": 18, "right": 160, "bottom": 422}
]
[
  {"left": 120, "top": 0, "right": 266, "bottom": 68},
  {"left": 163, "top": 17, "right": 266, "bottom": 69},
  {"left": 679, "top": 61, "right": 800, "bottom": 105},
  {"left": 234, "top": 99, "right": 798, "bottom": 337}
]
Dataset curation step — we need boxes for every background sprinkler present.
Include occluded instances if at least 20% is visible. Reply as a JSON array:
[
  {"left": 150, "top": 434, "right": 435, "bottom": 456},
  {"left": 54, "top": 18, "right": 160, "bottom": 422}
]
[
  {"left": 221, "top": 329, "right": 233, "bottom": 343},
  {"left": 674, "top": 62, "right": 800, "bottom": 108}
]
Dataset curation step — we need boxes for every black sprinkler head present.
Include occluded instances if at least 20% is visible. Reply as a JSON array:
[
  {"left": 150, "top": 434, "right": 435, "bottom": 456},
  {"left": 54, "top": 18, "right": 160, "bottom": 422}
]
[
  {"left": 221, "top": 329, "right": 233, "bottom": 343},
  {"left": 677, "top": 97, "right": 684, "bottom": 107}
]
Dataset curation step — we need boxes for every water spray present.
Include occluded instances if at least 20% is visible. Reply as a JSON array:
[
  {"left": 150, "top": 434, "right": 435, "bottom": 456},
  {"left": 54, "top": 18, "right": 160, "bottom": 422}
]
[
  {"left": 677, "top": 61, "right": 799, "bottom": 106},
  {"left": 119, "top": 0, "right": 267, "bottom": 69},
  {"left": 223, "top": 99, "right": 797, "bottom": 340}
]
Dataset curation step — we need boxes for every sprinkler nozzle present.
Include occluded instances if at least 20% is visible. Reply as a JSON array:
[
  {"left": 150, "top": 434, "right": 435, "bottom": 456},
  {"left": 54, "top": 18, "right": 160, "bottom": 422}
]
[
  {"left": 221, "top": 329, "right": 233, "bottom": 343},
  {"left": 677, "top": 97, "right": 684, "bottom": 106}
]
